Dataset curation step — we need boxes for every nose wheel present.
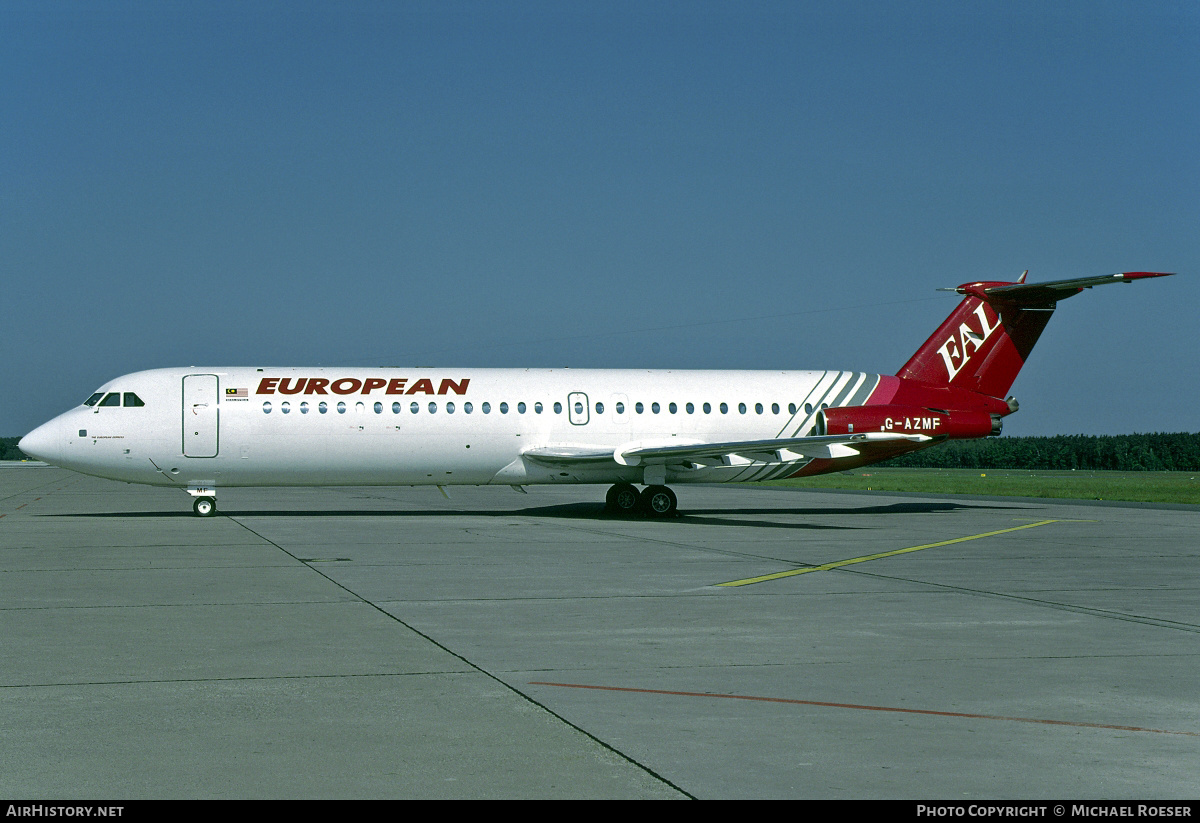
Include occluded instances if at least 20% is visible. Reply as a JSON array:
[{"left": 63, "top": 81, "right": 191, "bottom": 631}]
[{"left": 192, "top": 496, "right": 217, "bottom": 517}]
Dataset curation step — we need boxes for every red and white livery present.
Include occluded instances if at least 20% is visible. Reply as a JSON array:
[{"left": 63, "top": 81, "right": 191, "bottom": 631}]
[{"left": 19, "top": 272, "right": 1173, "bottom": 516}]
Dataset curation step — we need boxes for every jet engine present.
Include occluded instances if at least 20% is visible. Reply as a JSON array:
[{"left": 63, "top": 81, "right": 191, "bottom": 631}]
[{"left": 817, "top": 405, "right": 1001, "bottom": 439}]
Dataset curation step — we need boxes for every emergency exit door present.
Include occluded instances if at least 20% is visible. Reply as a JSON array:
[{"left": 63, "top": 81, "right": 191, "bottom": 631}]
[
  {"left": 183, "top": 374, "right": 219, "bottom": 457},
  {"left": 568, "top": 392, "right": 589, "bottom": 425}
]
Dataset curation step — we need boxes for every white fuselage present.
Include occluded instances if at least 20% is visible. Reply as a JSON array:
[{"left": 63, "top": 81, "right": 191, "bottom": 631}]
[
  {"left": 21, "top": 273, "right": 1172, "bottom": 515},
  {"left": 23, "top": 367, "right": 883, "bottom": 491}
]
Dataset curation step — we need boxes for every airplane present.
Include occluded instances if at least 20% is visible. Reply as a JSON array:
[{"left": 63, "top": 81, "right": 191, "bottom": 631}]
[{"left": 18, "top": 271, "right": 1173, "bottom": 517}]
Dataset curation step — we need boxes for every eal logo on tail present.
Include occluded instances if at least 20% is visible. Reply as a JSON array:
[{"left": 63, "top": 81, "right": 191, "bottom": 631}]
[{"left": 937, "top": 303, "right": 1002, "bottom": 381}]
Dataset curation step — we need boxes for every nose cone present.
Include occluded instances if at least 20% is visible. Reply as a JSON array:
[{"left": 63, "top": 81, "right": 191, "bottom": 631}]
[{"left": 19, "top": 421, "right": 61, "bottom": 465}]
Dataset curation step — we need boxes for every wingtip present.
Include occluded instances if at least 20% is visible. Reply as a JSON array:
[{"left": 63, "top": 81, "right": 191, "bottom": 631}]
[{"left": 1119, "top": 271, "right": 1175, "bottom": 280}]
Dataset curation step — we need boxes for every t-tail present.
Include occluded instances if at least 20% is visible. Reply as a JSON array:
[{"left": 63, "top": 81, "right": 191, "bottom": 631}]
[{"left": 893, "top": 271, "right": 1174, "bottom": 421}]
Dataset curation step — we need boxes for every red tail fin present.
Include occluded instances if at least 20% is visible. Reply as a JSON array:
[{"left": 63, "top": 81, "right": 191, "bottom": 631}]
[{"left": 897, "top": 272, "right": 1172, "bottom": 400}]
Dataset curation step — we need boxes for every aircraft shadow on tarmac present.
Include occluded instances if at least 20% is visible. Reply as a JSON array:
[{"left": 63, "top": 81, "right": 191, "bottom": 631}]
[{"left": 46, "top": 500, "right": 1033, "bottom": 531}]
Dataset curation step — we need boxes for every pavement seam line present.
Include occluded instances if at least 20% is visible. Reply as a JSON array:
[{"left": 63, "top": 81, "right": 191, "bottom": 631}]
[{"left": 225, "top": 514, "right": 696, "bottom": 799}]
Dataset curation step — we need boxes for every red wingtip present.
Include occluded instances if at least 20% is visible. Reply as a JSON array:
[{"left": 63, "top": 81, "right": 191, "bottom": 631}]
[{"left": 1119, "top": 271, "right": 1174, "bottom": 280}]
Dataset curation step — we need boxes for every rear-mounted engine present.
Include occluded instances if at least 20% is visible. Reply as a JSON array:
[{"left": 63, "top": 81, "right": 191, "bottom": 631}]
[{"left": 818, "top": 405, "right": 1001, "bottom": 439}]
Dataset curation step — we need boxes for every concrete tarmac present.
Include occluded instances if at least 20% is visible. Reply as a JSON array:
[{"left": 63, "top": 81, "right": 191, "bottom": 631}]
[{"left": 2, "top": 466, "right": 1198, "bottom": 799}]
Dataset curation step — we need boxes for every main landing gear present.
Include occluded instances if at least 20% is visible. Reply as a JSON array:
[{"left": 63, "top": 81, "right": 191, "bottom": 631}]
[{"left": 605, "top": 483, "right": 678, "bottom": 518}]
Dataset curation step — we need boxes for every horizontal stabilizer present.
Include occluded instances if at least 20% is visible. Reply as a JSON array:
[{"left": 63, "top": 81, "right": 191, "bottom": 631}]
[
  {"left": 901, "top": 270, "right": 1174, "bottom": 398},
  {"left": 942, "top": 272, "right": 1174, "bottom": 307}
]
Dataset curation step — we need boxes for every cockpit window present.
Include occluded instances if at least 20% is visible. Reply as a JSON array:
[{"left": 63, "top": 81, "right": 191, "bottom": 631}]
[{"left": 90, "top": 391, "right": 146, "bottom": 407}]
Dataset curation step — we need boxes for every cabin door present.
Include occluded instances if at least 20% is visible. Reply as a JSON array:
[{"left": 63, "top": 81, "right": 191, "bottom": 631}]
[{"left": 182, "top": 374, "right": 220, "bottom": 457}]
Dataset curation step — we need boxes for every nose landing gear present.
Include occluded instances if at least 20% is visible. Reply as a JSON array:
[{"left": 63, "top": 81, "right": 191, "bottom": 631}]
[
  {"left": 187, "top": 487, "right": 218, "bottom": 517},
  {"left": 192, "top": 496, "right": 217, "bottom": 517}
]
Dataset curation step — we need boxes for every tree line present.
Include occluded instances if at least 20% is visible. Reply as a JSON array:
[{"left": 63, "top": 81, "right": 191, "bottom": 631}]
[
  {"left": 2, "top": 437, "right": 29, "bottom": 461},
  {"left": 4, "top": 432, "right": 1199, "bottom": 471},
  {"left": 883, "top": 432, "right": 1200, "bottom": 472}
]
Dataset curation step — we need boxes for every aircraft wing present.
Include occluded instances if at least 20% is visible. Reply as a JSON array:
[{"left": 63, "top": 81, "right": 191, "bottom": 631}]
[{"left": 523, "top": 432, "right": 932, "bottom": 468}]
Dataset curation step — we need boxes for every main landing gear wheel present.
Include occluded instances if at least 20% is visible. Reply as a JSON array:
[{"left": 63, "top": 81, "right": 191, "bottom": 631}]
[
  {"left": 605, "top": 483, "right": 641, "bottom": 515},
  {"left": 639, "top": 485, "right": 678, "bottom": 518},
  {"left": 192, "top": 496, "right": 217, "bottom": 517}
]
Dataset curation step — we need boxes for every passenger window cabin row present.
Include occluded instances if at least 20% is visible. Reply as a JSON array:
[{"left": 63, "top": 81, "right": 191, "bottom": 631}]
[
  {"left": 261, "top": 400, "right": 817, "bottom": 417},
  {"left": 81, "top": 391, "right": 822, "bottom": 418}
]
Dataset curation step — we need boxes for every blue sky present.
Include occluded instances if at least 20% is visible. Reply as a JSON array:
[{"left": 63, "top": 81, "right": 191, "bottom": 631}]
[{"left": 3, "top": 1, "right": 1196, "bottom": 437}]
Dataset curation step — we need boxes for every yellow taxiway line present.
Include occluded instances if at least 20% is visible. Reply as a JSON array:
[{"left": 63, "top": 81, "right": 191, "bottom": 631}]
[{"left": 717, "top": 519, "right": 1060, "bottom": 587}]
